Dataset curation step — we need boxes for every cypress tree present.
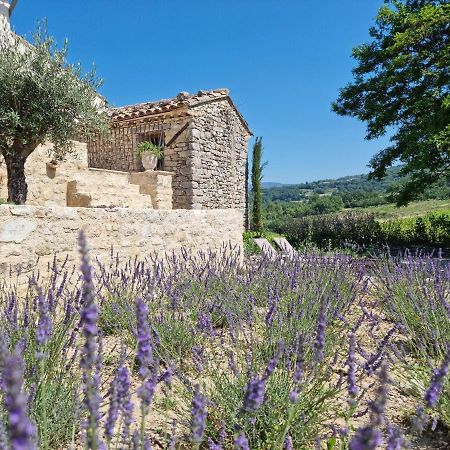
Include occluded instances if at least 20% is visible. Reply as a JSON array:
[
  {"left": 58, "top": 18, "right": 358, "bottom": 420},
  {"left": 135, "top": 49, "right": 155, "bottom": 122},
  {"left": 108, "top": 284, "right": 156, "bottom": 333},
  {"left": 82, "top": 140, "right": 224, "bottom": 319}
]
[{"left": 251, "top": 137, "right": 267, "bottom": 234}]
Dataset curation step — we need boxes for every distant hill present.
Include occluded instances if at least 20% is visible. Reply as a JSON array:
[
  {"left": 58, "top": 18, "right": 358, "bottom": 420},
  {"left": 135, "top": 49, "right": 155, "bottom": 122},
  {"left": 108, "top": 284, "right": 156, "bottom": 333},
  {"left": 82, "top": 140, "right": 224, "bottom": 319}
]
[
  {"left": 263, "top": 167, "right": 403, "bottom": 202},
  {"left": 262, "top": 182, "right": 285, "bottom": 188}
]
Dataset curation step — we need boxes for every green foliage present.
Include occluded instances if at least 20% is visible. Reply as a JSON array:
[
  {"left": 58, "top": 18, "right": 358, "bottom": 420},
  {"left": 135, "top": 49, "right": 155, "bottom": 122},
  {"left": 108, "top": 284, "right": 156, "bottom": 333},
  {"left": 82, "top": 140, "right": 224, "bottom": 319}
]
[
  {"left": 273, "top": 209, "right": 450, "bottom": 250},
  {"left": 339, "top": 190, "right": 389, "bottom": 208},
  {"left": 333, "top": 0, "right": 450, "bottom": 205},
  {"left": 264, "top": 195, "right": 345, "bottom": 231},
  {"left": 250, "top": 137, "right": 267, "bottom": 234},
  {"left": 380, "top": 212, "right": 450, "bottom": 247},
  {"left": 0, "top": 23, "right": 107, "bottom": 203},
  {"left": 273, "top": 212, "right": 381, "bottom": 250},
  {"left": 358, "top": 199, "right": 450, "bottom": 220},
  {"left": 135, "top": 141, "right": 164, "bottom": 159}
]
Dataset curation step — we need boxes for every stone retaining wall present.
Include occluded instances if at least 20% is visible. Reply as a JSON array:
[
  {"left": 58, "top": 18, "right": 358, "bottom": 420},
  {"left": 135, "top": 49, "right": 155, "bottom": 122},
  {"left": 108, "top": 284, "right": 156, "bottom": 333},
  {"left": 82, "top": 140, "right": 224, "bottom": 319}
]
[
  {"left": 0, "top": 142, "right": 89, "bottom": 207},
  {"left": 0, "top": 143, "right": 174, "bottom": 209},
  {"left": 0, "top": 205, "right": 243, "bottom": 276}
]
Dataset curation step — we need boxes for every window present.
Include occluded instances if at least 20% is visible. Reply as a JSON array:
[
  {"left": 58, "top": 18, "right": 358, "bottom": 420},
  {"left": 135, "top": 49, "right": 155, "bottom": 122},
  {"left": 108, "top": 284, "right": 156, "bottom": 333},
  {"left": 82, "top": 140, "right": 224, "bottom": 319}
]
[{"left": 136, "top": 131, "right": 165, "bottom": 170}]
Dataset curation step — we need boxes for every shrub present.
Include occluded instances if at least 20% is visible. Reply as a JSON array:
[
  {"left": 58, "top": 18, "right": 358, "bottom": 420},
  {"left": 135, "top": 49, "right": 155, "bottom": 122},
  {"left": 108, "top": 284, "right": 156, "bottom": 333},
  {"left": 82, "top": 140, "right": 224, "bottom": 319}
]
[
  {"left": 273, "top": 212, "right": 381, "bottom": 250},
  {"left": 380, "top": 212, "right": 450, "bottom": 248}
]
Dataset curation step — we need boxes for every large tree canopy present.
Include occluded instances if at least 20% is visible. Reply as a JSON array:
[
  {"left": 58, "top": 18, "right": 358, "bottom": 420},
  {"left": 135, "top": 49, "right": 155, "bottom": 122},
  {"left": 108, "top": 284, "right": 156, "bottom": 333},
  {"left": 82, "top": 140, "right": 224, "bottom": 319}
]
[
  {"left": 333, "top": 0, "right": 450, "bottom": 205},
  {"left": 0, "top": 25, "right": 107, "bottom": 204}
]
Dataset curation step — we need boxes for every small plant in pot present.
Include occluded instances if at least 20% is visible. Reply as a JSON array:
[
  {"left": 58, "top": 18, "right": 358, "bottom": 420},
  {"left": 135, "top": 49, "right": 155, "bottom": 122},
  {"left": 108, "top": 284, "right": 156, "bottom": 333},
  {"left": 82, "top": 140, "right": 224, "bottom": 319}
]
[{"left": 135, "top": 141, "right": 164, "bottom": 171}]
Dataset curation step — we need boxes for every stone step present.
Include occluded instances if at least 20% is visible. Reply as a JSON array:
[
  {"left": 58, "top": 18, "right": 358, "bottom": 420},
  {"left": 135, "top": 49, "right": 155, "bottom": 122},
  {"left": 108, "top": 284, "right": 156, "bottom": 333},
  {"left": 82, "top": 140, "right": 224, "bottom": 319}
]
[{"left": 67, "top": 170, "right": 153, "bottom": 208}]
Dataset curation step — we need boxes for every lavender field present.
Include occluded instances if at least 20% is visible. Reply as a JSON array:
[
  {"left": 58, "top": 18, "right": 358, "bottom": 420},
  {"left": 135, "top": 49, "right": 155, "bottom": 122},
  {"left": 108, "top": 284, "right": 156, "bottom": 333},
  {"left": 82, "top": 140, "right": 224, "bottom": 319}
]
[{"left": 0, "top": 233, "right": 449, "bottom": 449}]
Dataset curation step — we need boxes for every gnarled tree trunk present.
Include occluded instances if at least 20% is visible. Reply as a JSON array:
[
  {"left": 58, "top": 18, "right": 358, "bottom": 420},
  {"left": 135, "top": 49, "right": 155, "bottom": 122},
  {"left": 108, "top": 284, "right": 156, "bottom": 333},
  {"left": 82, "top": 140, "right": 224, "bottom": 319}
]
[{"left": 4, "top": 154, "right": 27, "bottom": 204}]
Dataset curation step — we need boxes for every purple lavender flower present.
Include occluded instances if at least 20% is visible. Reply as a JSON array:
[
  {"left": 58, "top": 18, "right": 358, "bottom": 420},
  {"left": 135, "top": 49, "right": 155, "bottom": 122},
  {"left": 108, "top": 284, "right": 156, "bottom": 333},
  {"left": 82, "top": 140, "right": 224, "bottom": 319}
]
[
  {"left": 229, "top": 351, "right": 240, "bottom": 377},
  {"left": 158, "top": 367, "right": 173, "bottom": 386},
  {"left": 3, "top": 352, "right": 36, "bottom": 450},
  {"left": 219, "top": 426, "right": 226, "bottom": 445},
  {"left": 0, "top": 418, "right": 8, "bottom": 450},
  {"left": 265, "top": 301, "right": 276, "bottom": 326},
  {"left": 198, "top": 312, "right": 213, "bottom": 336},
  {"left": 137, "top": 378, "right": 156, "bottom": 407},
  {"left": 143, "top": 436, "right": 152, "bottom": 450},
  {"left": 314, "top": 299, "right": 327, "bottom": 362},
  {"left": 349, "top": 363, "right": 389, "bottom": 450},
  {"left": 35, "top": 287, "right": 51, "bottom": 349},
  {"left": 347, "top": 332, "right": 358, "bottom": 404},
  {"left": 293, "top": 336, "right": 304, "bottom": 385},
  {"left": 78, "top": 231, "right": 103, "bottom": 450},
  {"left": 79, "top": 230, "right": 95, "bottom": 308},
  {"left": 132, "top": 430, "right": 140, "bottom": 450},
  {"left": 424, "top": 346, "right": 450, "bottom": 408},
  {"left": 284, "top": 436, "right": 294, "bottom": 450},
  {"left": 264, "top": 342, "right": 283, "bottom": 379},
  {"left": 0, "top": 333, "right": 8, "bottom": 391},
  {"left": 369, "top": 363, "right": 389, "bottom": 427},
  {"left": 208, "top": 437, "right": 223, "bottom": 450},
  {"left": 234, "top": 432, "right": 250, "bottom": 450},
  {"left": 243, "top": 376, "right": 265, "bottom": 413},
  {"left": 349, "top": 426, "right": 382, "bottom": 450},
  {"left": 192, "top": 345, "right": 206, "bottom": 373},
  {"left": 364, "top": 325, "right": 398, "bottom": 374},
  {"left": 191, "top": 385, "right": 207, "bottom": 444},
  {"left": 386, "top": 424, "right": 406, "bottom": 450},
  {"left": 168, "top": 419, "right": 177, "bottom": 449},
  {"left": 117, "top": 368, "right": 134, "bottom": 443},
  {"left": 135, "top": 298, "right": 153, "bottom": 379},
  {"left": 104, "top": 367, "right": 121, "bottom": 442},
  {"left": 411, "top": 406, "right": 429, "bottom": 434},
  {"left": 289, "top": 390, "right": 299, "bottom": 404}
]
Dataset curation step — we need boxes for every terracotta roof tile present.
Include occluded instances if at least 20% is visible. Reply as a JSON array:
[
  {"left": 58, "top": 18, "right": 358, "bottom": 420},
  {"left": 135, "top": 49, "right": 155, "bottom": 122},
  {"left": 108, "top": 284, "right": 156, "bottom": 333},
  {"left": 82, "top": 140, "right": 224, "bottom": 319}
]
[
  {"left": 107, "top": 88, "right": 251, "bottom": 134},
  {"left": 108, "top": 89, "right": 228, "bottom": 119}
]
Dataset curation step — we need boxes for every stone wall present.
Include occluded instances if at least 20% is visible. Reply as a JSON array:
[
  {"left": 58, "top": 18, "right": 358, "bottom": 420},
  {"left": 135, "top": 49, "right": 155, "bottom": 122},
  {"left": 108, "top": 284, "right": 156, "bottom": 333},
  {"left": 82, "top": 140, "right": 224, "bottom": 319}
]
[
  {"left": 68, "top": 168, "right": 154, "bottom": 209},
  {"left": 0, "top": 142, "right": 89, "bottom": 206},
  {"left": 128, "top": 171, "right": 173, "bottom": 210},
  {"left": 0, "top": 205, "right": 243, "bottom": 277},
  {"left": 0, "top": 1, "right": 9, "bottom": 35},
  {"left": 0, "top": 142, "right": 173, "bottom": 209},
  {"left": 189, "top": 99, "right": 249, "bottom": 210}
]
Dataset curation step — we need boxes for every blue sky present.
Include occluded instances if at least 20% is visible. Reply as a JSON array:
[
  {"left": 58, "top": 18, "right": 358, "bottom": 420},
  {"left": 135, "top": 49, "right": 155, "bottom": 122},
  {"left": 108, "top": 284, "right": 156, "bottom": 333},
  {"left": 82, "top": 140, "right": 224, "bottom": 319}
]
[{"left": 12, "top": 0, "right": 390, "bottom": 184}]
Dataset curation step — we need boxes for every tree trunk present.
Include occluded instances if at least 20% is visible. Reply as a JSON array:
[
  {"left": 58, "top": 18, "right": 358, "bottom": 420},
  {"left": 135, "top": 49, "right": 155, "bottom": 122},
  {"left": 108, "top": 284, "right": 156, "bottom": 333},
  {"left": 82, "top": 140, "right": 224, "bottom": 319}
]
[{"left": 5, "top": 155, "right": 27, "bottom": 204}]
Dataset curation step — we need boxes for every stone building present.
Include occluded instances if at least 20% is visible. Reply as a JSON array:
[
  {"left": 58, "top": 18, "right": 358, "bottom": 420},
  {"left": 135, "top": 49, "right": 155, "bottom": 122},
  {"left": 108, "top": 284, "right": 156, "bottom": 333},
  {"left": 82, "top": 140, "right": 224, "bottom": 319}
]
[
  {"left": 88, "top": 89, "right": 252, "bottom": 210},
  {"left": 0, "top": 1, "right": 11, "bottom": 34}
]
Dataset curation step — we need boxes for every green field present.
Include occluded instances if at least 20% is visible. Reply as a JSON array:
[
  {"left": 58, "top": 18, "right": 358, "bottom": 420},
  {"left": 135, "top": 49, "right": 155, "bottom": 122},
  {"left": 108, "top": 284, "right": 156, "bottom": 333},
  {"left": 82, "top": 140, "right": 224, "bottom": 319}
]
[{"left": 353, "top": 199, "right": 450, "bottom": 220}]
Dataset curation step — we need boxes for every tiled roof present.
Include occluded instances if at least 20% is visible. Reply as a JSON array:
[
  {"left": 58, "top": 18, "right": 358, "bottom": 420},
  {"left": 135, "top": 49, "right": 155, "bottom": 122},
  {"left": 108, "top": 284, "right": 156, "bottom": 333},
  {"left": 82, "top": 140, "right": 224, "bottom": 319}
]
[{"left": 108, "top": 89, "right": 251, "bottom": 134}]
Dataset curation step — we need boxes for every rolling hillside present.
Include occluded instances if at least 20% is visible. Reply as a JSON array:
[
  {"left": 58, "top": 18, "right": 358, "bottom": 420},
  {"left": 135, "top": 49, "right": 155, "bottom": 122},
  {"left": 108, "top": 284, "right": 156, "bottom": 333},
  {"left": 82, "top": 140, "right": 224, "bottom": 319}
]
[{"left": 263, "top": 167, "right": 403, "bottom": 202}]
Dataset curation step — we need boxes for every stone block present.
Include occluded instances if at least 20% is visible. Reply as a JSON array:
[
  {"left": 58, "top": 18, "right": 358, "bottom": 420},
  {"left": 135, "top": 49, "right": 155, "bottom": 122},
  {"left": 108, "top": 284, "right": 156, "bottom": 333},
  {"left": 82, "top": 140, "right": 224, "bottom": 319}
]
[{"left": 0, "top": 218, "right": 37, "bottom": 243}]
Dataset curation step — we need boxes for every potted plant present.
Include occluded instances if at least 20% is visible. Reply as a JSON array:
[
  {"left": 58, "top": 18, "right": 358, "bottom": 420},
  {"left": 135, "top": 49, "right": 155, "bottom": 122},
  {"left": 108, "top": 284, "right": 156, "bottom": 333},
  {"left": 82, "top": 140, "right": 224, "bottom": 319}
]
[{"left": 135, "top": 141, "right": 164, "bottom": 171}]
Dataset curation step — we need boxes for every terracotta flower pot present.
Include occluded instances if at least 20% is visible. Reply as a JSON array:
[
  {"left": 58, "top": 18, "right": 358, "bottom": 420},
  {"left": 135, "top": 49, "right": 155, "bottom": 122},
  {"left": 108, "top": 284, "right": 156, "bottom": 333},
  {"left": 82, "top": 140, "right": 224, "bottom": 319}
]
[
  {"left": 46, "top": 160, "right": 58, "bottom": 179},
  {"left": 141, "top": 153, "right": 158, "bottom": 171}
]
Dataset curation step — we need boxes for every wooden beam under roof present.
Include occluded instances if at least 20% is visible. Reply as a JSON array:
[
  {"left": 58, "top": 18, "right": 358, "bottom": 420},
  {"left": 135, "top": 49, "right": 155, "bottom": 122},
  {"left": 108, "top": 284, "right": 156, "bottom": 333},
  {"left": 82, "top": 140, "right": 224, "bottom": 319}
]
[{"left": 9, "top": 0, "right": 18, "bottom": 17}]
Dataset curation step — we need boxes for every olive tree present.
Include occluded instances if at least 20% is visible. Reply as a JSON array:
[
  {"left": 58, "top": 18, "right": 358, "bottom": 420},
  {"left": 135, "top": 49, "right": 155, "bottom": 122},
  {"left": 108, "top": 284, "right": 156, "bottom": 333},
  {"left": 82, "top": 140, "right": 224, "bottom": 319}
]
[{"left": 0, "top": 25, "right": 107, "bottom": 204}]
